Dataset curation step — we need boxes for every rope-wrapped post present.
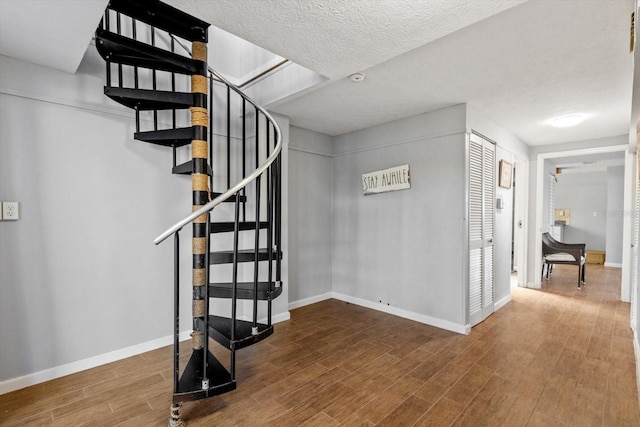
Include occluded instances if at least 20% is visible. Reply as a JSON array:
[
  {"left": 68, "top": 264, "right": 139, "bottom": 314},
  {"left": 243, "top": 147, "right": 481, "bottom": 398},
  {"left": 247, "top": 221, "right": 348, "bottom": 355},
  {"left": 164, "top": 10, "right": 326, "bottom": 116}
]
[{"left": 191, "top": 41, "right": 209, "bottom": 351}]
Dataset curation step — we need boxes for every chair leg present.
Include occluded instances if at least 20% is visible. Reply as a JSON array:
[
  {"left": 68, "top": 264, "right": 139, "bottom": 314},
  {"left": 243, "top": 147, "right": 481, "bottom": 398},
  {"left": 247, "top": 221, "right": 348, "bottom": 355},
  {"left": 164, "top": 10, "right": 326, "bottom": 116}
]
[
  {"left": 578, "top": 266, "right": 581, "bottom": 289},
  {"left": 581, "top": 263, "right": 586, "bottom": 284}
]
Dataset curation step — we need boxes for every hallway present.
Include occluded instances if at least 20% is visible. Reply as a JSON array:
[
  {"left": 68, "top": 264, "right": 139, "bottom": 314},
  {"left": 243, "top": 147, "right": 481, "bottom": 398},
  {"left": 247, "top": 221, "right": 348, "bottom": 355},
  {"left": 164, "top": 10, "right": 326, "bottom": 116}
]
[{"left": 1, "top": 266, "right": 638, "bottom": 426}]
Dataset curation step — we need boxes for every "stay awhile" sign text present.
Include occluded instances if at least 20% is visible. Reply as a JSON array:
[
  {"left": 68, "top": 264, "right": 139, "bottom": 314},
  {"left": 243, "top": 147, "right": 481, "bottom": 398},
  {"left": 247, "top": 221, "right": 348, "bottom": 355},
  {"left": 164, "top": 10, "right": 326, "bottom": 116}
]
[{"left": 362, "top": 164, "right": 411, "bottom": 195}]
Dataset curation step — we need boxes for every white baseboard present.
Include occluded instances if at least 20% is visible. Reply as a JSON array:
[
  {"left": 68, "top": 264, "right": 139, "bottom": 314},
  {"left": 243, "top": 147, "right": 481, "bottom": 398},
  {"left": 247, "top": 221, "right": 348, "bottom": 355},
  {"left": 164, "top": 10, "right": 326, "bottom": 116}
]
[
  {"left": 288, "top": 292, "right": 333, "bottom": 310},
  {"left": 494, "top": 294, "right": 512, "bottom": 311},
  {"left": 0, "top": 331, "right": 191, "bottom": 395},
  {"left": 604, "top": 262, "right": 622, "bottom": 268},
  {"left": 1, "top": 307, "right": 292, "bottom": 396},
  {"left": 331, "top": 292, "right": 467, "bottom": 334}
]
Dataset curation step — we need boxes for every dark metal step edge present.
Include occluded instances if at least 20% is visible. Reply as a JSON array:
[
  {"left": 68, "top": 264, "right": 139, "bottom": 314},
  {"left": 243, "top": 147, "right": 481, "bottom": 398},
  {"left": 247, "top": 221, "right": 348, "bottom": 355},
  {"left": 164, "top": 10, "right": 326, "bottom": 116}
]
[
  {"left": 197, "top": 316, "right": 273, "bottom": 350},
  {"left": 173, "top": 349, "right": 236, "bottom": 403},
  {"left": 107, "top": 0, "right": 210, "bottom": 43},
  {"left": 104, "top": 87, "right": 202, "bottom": 111},
  {"left": 209, "top": 281, "right": 283, "bottom": 300},
  {"left": 135, "top": 126, "right": 205, "bottom": 147},
  {"left": 172, "top": 159, "right": 213, "bottom": 176},
  {"left": 210, "top": 221, "right": 269, "bottom": 233},
  {"left": 96, "top": 29, "right": 206, "bottom": 76},
  {"left": 210, "top": 248, "right": 282, "bottom": 265},
  {"left": 211, "top": 192, "right": 247, "bottom": 203}
]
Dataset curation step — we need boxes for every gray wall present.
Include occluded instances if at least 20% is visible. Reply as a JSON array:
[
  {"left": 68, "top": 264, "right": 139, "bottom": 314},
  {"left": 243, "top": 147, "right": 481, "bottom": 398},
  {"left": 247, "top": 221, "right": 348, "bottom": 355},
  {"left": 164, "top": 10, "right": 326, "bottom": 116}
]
[
  {"left": 555, "top": 172, "right": 608, "bottom": 251},
  {"left": 606, "top": 166, "right": 625, "bottom": 265},
  {"left": 288, "top": 126, "right": 333, "bottom": 304},
  {"left": 332, "top": 105, "right": 468, "bottom": 329},
  {"left": 0, "top": 52, "right": 189, "bottom": 382}
]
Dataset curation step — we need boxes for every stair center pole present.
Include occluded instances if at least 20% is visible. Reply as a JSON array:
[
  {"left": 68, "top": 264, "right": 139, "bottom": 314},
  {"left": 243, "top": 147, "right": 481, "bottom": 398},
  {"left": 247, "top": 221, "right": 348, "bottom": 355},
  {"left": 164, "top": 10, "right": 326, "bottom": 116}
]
[{"left": 190, "top": 41, "right": 209, "bottom": 362}]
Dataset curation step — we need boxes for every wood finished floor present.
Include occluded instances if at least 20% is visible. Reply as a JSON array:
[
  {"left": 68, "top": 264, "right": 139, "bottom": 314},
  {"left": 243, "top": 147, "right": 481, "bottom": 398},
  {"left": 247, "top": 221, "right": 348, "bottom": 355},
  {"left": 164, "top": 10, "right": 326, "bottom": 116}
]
[{"left": 1, "top": 265, "right": 639, "bottom": 426}]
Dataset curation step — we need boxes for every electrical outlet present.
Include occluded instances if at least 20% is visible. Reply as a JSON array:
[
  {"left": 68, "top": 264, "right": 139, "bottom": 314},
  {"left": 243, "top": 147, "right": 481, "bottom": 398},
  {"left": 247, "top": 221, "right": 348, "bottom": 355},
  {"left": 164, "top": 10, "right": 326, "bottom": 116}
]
[
  {"left": 0, "top": 202, "right": 3, "bottom": 220},
  {"left": 2, "top": 202, "right": 19, "bottom": 220}
]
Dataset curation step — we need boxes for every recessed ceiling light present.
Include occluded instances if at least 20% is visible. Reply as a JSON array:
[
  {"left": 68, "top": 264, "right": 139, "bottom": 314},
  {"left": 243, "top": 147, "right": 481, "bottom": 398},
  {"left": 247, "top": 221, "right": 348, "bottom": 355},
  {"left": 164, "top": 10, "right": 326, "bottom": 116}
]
[
  {"left": 349, "top": 73, "right": 365, "bottom": 82},
  {"left": 550, "top": 114, "right": 586, "bottom": 128}
]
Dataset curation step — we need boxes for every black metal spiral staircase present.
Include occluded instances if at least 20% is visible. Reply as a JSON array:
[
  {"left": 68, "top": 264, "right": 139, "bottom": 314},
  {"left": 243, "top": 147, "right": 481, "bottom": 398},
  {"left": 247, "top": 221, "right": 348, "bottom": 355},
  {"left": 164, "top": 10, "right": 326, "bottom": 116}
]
[{"left": 95, "top": 1, "right": 283, "bottom": 425}]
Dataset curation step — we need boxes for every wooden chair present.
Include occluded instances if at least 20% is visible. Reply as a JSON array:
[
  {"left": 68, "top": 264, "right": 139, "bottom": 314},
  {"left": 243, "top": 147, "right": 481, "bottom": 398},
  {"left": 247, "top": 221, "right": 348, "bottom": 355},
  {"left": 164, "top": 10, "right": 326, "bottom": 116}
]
[{"left": 541, "top": 232, "right": 586, "bottom": 288}]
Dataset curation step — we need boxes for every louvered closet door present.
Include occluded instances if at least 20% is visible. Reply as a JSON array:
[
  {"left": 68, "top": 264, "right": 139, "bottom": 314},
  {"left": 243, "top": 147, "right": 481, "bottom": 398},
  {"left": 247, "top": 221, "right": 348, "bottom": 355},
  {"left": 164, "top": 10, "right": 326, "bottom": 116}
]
[{"left": 469, "top": 134, "right": 496, "bottom": 327}]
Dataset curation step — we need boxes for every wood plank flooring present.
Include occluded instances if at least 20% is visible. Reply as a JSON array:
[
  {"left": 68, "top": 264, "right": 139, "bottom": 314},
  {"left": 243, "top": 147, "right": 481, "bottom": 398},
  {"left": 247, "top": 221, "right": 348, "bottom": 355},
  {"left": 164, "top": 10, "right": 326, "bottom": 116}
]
[{"left": 1, "top": 265, "right": 639, "bottom": 426}]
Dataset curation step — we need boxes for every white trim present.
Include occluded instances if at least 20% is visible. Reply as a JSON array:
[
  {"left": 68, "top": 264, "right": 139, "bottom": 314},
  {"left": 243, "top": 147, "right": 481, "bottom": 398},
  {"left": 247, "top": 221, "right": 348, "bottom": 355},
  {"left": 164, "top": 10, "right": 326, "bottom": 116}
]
[
  {"left": 288, "top": 292, "right": 333, "bottom": 310},
  {"left": 494, "top": 293, "right": 512, "bottom": 311},
  {"left": 288, "top": 291, "right": 468, "bottom": 334},
  {"left": 331, "top": 292, "right": 468, "bottom": 334},
  {"left": 270, "top": 311, "right": 291, "bottom": 324},
  {"left": 605, "top": 262, "right": 623, "bottom": 268},
  {"left": 0, "top": 331, "right": 191, "bottom": 395}
]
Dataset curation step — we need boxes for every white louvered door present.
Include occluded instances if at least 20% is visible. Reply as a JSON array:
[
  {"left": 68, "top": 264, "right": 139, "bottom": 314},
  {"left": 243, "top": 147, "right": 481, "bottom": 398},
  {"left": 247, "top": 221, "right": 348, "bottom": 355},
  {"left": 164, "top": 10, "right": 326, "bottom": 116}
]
[{"left": 469, "top": 134, "right": 496, "bottom": 327}]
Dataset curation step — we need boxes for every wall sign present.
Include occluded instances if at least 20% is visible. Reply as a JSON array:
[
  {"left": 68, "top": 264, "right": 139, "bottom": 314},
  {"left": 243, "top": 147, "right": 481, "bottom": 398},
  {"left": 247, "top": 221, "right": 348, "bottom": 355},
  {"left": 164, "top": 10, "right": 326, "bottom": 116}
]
[{"left": 362, "top": 164, "right": 411, "bottom": 195}]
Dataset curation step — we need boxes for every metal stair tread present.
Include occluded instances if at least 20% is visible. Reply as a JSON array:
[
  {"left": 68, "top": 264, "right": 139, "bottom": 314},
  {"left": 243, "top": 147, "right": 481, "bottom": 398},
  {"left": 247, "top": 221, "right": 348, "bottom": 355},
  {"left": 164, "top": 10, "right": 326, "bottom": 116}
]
[
  {"left": 209, "top": 281, "right": 283, "bottom": 300},
  {"left": 95, "top": 29, "right": 206, "bottom": 75},
  {"left": 209, "top": 248, "right": 282, "bottom": 264},
  {"left": 106, "top": 0, "right": 210, "bottom": 43},
  {"left": 104, "top": 87, "right": 200, "bottom": 111},
  {"left": 198, "top": 315, "right": 273, "bottom": 350},
  {"left": 210, "top": 221, "right": 269, "bottom": 233},
  {"left": 134, "top": 126, "right": 202, "bottom": 147},
  {"left": 174, "top": 349, "right": 235, "bottom": 403},
  {"left": 210, "top": 192, "right": 247, "bottom": 203},
  {"left": 172, "top": 159, "right": 213, "bottom": 176}
]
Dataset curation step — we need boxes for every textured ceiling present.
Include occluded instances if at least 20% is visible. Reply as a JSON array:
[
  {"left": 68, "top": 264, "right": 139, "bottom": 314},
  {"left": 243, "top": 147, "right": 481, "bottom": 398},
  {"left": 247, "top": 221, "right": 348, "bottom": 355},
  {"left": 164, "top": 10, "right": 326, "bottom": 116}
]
[
  {"left": 0, "top": 0, "right": 635, "bottom": 147},
  {"left": 167, "top": 0, "right": 634, "bottom": 145}
]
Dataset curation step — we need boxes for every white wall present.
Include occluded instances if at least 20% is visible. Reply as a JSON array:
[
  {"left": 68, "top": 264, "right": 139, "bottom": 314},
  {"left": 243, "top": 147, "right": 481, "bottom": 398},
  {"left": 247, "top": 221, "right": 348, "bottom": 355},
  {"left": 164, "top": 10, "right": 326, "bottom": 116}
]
[
  {"left": 555, "top": 172, "right": 608, "bottom": 251},
  {"left": 288, "top": 126, "right": 333, "bottom": 306},
  {"left": 332, "top": 105, "right": 468, "bottom": 331},
  {"left": 606, "top": 165, "right": 625, "bottom": 265}
]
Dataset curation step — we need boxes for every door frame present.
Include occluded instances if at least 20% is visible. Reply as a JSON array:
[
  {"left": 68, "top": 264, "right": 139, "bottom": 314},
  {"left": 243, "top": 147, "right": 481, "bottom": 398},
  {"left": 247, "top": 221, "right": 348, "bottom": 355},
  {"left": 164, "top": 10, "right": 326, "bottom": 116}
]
[{"left": 533, "top": 144, "right": 630, "bottom": 294}]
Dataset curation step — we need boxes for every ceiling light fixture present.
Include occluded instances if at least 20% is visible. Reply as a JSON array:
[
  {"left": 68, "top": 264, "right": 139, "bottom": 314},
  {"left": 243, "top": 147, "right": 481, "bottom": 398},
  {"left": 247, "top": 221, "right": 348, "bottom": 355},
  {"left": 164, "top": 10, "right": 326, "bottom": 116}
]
[
  {"left": 349, "top": 72, "right": 365, "bottom": 82},
  {"left": 550, "top": 114, "right": 586, "bottom": 128}
]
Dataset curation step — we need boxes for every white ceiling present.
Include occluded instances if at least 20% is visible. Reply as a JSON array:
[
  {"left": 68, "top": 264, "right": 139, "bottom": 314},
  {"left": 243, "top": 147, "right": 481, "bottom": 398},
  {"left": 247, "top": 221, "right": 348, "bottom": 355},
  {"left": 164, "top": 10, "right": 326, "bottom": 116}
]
[{"left": 0, "top": 0, "right": 635, "bottom": 147}]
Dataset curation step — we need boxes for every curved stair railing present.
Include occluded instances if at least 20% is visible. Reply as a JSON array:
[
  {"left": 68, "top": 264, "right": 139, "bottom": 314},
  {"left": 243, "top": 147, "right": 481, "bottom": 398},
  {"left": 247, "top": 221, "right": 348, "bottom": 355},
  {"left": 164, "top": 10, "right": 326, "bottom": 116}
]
[{"left": 95, "top": 1, "right": 283, "bottom": 425}]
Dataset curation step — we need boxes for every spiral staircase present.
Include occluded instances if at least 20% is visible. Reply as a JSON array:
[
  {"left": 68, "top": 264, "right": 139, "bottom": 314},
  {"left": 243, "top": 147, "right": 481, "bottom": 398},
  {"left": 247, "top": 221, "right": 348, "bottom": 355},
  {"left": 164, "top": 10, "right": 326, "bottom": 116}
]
[{"left": 95, "top": 1, "right": 283, "bottom": 424}]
